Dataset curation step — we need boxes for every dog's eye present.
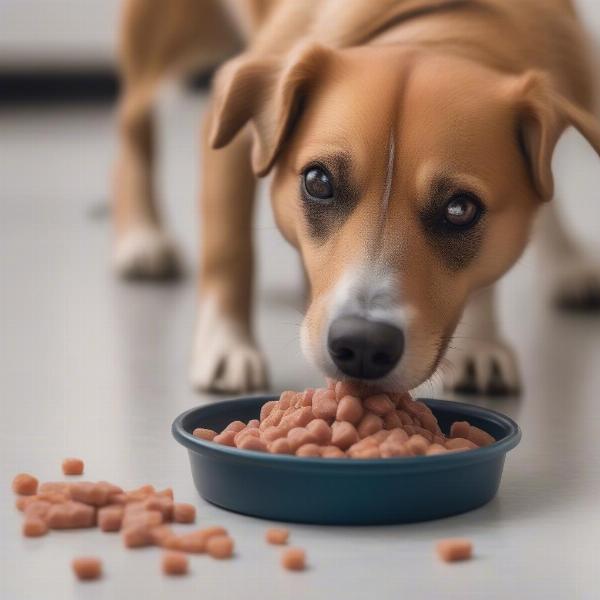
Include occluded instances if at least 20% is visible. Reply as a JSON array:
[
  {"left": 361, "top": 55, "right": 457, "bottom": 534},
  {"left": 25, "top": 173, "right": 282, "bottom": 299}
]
[
  {"left": 303, "top": 166, "right": 334, "bottom": 201},
  {"left": 444, "top": 194, "right": 481, "bottom": 228}
]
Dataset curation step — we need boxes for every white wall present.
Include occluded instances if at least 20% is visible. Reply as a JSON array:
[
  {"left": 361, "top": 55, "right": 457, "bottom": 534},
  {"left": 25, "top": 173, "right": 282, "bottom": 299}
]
[
  {"left": 0, "top": 0, "right": 598, "bottom": 71},
  {"left": 0, "top": 0, "right": 120, "bottom": 70}
]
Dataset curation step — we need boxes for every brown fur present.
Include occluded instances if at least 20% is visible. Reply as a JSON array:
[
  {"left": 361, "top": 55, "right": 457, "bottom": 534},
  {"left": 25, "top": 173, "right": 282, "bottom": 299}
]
[{"left": 114, "top": 0, "right": 600, "bottom": 392}]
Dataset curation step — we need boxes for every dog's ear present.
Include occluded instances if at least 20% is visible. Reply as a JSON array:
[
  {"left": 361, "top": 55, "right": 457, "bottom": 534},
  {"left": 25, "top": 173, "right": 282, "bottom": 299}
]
[
  {"left": 512, "top": 71, "right": 600, "bottom": 201},
  {"left": 210, "top": 43, "right": 332, "bottom": 176}
]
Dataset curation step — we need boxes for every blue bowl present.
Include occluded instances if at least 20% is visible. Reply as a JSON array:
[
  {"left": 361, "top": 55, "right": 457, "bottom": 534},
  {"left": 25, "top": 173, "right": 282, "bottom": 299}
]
[{"left": 172, "top": 396, "right": 521, "bottom": 525}]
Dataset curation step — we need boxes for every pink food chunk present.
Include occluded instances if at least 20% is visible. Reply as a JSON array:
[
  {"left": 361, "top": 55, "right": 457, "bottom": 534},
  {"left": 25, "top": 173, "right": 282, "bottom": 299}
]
[
  {"left": 436, "top": 538, "right": 473, "bottom": 562},
  {"left": 312, "top": 390, "right": 338, "bottom": 421},
  {"left": 12, "top": 473, "right": 38, "bottom": 496},
  {"left": 98, "top": 505, "right": 124, "bottom": 532},
  {"left": 336, "top": 395, "right": 364, "bottom": 424},
  {"left": 331, "top": 421, "right": 359, "bottom": 450},
  {"left": 281, "top": 547, "right": 306, "bottom": 571},
  {"left": 72, "top": 557, "right": 102, "bottom": 581},
  {"left": 363, "top": 394, "right": 395, "bottom": 416},
  {"left": 162, "top": 551, "right": 188, "bottom": 575},
  {"left": 192, "top": 428, "right": 217, "bottom": 441},
  {"left": 23, "top": 517, "right": 49, "bottom": 537},
  {"left": 173, "top": 503, "right": 196, "bottom": 524},
  {"left": 206, "top": 535, "right": 234, "bottom": 559},
  {"left": 265, "top": 527, "right": 289, "bottom": 545},
  {"left": 357, "top": 412, "right": 384, "bottom": 438},
  {"left": 62, "top": 458, "right": 84, "bottom": 476}
]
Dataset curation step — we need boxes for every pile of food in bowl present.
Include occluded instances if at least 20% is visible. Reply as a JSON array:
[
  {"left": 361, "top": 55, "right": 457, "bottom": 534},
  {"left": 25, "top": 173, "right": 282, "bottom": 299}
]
[{"left": 193, "top": 381, "right": 495, "bottom": 458}]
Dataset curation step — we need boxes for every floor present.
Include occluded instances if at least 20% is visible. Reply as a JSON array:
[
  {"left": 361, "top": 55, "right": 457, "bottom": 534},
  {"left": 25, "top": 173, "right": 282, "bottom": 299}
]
[{"left": 1, "top": 45, "right": 600, "bottom": 600}]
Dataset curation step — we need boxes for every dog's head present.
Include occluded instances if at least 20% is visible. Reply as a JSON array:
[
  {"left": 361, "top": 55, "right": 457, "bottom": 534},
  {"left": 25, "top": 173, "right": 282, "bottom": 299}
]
[{"left": 211, "top": 43, "right": 600, "bottom": 391}]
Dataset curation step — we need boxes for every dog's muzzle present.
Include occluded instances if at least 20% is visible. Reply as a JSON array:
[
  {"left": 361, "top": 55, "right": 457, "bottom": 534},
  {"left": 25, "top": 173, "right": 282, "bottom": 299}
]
[{"left": 327, "top": 315, "right": 405, "bottom": 380}]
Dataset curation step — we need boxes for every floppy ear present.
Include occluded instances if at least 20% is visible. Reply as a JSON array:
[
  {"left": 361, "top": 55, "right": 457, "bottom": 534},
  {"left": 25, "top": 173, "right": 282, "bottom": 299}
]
[
  {"left": 513, "top": 71, "right": 600, "bottom": 201},
  {"left": 210, "top": 43, "right": 332, "bottom": 176}
]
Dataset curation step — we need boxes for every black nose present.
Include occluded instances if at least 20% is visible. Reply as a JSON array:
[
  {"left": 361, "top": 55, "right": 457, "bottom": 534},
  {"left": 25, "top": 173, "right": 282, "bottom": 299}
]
[{"left": 327, "top": 316, "right": 404, "bottom": 379}]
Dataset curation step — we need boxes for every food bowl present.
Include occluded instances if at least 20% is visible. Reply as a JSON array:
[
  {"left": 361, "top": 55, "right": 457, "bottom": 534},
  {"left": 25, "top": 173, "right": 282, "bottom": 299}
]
[{"left": 172, "top": 396, "right": 521, "bottom": 525}]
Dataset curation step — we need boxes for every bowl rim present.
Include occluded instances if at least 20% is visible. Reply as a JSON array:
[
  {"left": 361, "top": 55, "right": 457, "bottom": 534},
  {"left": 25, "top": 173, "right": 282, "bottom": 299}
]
[{"left": 172, "top": 396, "right": 521, "bottom": 471}]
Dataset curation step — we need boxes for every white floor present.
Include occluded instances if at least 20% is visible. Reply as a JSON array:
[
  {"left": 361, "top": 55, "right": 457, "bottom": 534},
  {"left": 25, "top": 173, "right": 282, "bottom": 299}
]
[{"left": 2, "top": 32, "right": 600, "bottom": 600}]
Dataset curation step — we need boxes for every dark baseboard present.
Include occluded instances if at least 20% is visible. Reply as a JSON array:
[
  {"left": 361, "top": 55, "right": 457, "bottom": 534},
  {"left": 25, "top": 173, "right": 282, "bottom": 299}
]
[
  {"left": 0, "top": 69, "right": 213, "bottom": 105},
  {"left": 0, "top": 70, "right": 120, "bottom": 104}
]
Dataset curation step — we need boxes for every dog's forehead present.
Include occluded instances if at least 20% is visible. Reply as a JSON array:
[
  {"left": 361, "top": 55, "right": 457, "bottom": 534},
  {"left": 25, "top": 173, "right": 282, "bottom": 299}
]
[
  {"left": 308, "top": 47, "right": 409, "bottom": 123},
  {"left": 402, "top": 55, "right": 510, "bottom": 128},
  {"left": 304, "top": 49, "right": 509, "bottom": 151}
]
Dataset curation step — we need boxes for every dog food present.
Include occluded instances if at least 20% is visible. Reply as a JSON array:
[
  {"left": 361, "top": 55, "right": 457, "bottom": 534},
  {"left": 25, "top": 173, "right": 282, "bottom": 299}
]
[
  {"left": 11, "top": 460, "right": 226, "bottom": 574},
  {"left": 23, "top": 516, "right": 49, "bottom": 537},
  {"left": 98, "top": 505, "right": 124, "bottom": 532},
  {"left": 72, "top": 557, "right": 102, "bottom": 581},
  {"left": 266, "top": 527, "right": 289, "bottom": 545},
  {"left": 62, "top": 458, "right": 85, "bottom": 476},
  {"left": 173, "top": 502, "right": 196, "bottom": 523},
  {"left": 206, "top": 385, "right": 495, "bottom": 458},
  {"left": 47, "top": 501, "right": 96, "bottom": 529},
  {"left": 161, "top": 551, "right": 188, "bottom": 576},
  {"left": 435, "top": 538, "right": 473, "bottom": 562},
  {"left": 206, "top": 535, "right": 234, "bottom": 559},
  {"left": 12, "top": 473, "right": 38, "bottom": 496},
  {"left": 174, "top": 526, "right": 228, "bottom": 553},
  {"left": 281, "top": 547, "right": 306, "bottom": 571},
  {"left": 192, "top": 428, "right": 217, "bottom": 441}
]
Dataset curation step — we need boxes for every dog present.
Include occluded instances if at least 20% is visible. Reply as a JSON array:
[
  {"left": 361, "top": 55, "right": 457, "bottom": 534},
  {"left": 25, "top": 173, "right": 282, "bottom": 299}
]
[{"left": 112, "top": 0, "right": 600, "bottom": 396}]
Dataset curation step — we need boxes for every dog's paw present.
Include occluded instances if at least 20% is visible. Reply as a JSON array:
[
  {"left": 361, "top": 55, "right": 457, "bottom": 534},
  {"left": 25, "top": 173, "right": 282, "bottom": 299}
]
[
  {"left": 442, "top": 338, "right": 520, "bottom": 396},
  {"left": 551, "top": 258, "right": 600, "bottom": 312},
  {"left": 113, "top": 227, "right": 181, "bottom": 280},
  {"left": 190, "top": 307, "right": 268, "bottom": 394}
]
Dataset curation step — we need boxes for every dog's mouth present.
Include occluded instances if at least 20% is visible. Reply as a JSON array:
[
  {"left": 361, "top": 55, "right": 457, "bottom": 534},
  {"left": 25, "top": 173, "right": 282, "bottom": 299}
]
[
  {"left": 301, "top": 267, "right": 438, "bottom": 393},
  {"left": 301, "top": 313, "right": 431, "bottom": 394}
]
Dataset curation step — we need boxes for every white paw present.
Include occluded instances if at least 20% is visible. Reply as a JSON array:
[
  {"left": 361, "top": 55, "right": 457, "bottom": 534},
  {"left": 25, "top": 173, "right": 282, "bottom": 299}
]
[
  {"left": 441, "top": 337, "right": 520, "bottom": 396},
  {"left": 113, "top": 227, "right": 181, "bottom": 280},
  {"left": 189, "top": 300, "right": 268, "bottom": 394},
  {"left": 550, "top": 258, "right": 600, "bottom": 312}
]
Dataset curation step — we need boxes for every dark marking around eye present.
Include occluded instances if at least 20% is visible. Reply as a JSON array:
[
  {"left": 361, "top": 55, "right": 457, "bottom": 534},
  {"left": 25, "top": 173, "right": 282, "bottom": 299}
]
[
  {"left": 300, "top": 153, "right": 359, "bottom": 241},
  {"left": 418, "top": 177, "right": 486, "bottom": 271}
]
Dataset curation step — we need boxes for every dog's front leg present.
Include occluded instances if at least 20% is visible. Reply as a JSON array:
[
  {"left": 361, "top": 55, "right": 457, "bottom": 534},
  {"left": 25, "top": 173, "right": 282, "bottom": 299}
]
[
  {"left": 111, "top": 1, "right": 185, "bottom": 279},
  {"left": 441, "top": 286, "right": 520, "bottom": 395},
  {"left": 536, "top": 202, "right": 600, "bottom": 311},
  {"left": 190, "top": 110, "right": 268, "bottom": 393}
]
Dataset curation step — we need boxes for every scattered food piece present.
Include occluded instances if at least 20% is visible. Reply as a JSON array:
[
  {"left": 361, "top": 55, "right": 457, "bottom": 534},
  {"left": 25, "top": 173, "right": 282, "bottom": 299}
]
[
  {"left": 13, "top": 465, "right": 236, "bottom": 578},
  {"left": 143, "top": 495, "right": 174, "bottom": 521},
  {"left": 69, "top": 481, "right": 123, "bottom": 506},
  {"left": 281, "top": 547, "right": 306, "bottom": 571},
  {"left": 62, "top": 458, "right": 84, "bottom": 476},
  {"left": 436, "top": 538, "right": 473, "bottom": 562},
  {"left": 46, "top": 501, "right": 95, "bottom": 529},
  {"left": 23, "top": 517, "right": 49, "bottom": 537},
  {"left": 122, "top": 522, "right": 156, "bottom": 548},
  {"left": 162, "top": 551, "right": 188, "bottom": 576},
  {"left": 206, "top": 535, "right": 234, "bottom": 559},
  {"left": 173, "top": 502, "right": 196, "bottom": 524},
  {"left": 98, "top": 505, "right": 124, "bottom": 532},
  {"left": 151, "top": 525, "right": 177, "bottom": 547},
  {"left": 72, "top": 557, "right": 102, "bottom": 581},
  {"left": 265, "top": 527, "right": 289, "bottom": 545},
  {"left": 12, "top": 473, "right": 38, "bottom": 496},
  {"left": 176, "top": 526, "right": 228, "bottom": 553}
]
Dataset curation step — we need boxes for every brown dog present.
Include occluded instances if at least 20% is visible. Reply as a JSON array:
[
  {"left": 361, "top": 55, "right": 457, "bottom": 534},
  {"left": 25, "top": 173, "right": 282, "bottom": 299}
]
[{"left": 113, "top": 0, "right": 600, "bottom": 395}]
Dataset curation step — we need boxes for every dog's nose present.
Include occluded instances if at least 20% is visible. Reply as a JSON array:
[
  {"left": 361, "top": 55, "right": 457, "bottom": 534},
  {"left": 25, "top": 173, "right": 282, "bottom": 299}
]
[{"left": 327, "top": 316, "right": 404, "bottom": 379}]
